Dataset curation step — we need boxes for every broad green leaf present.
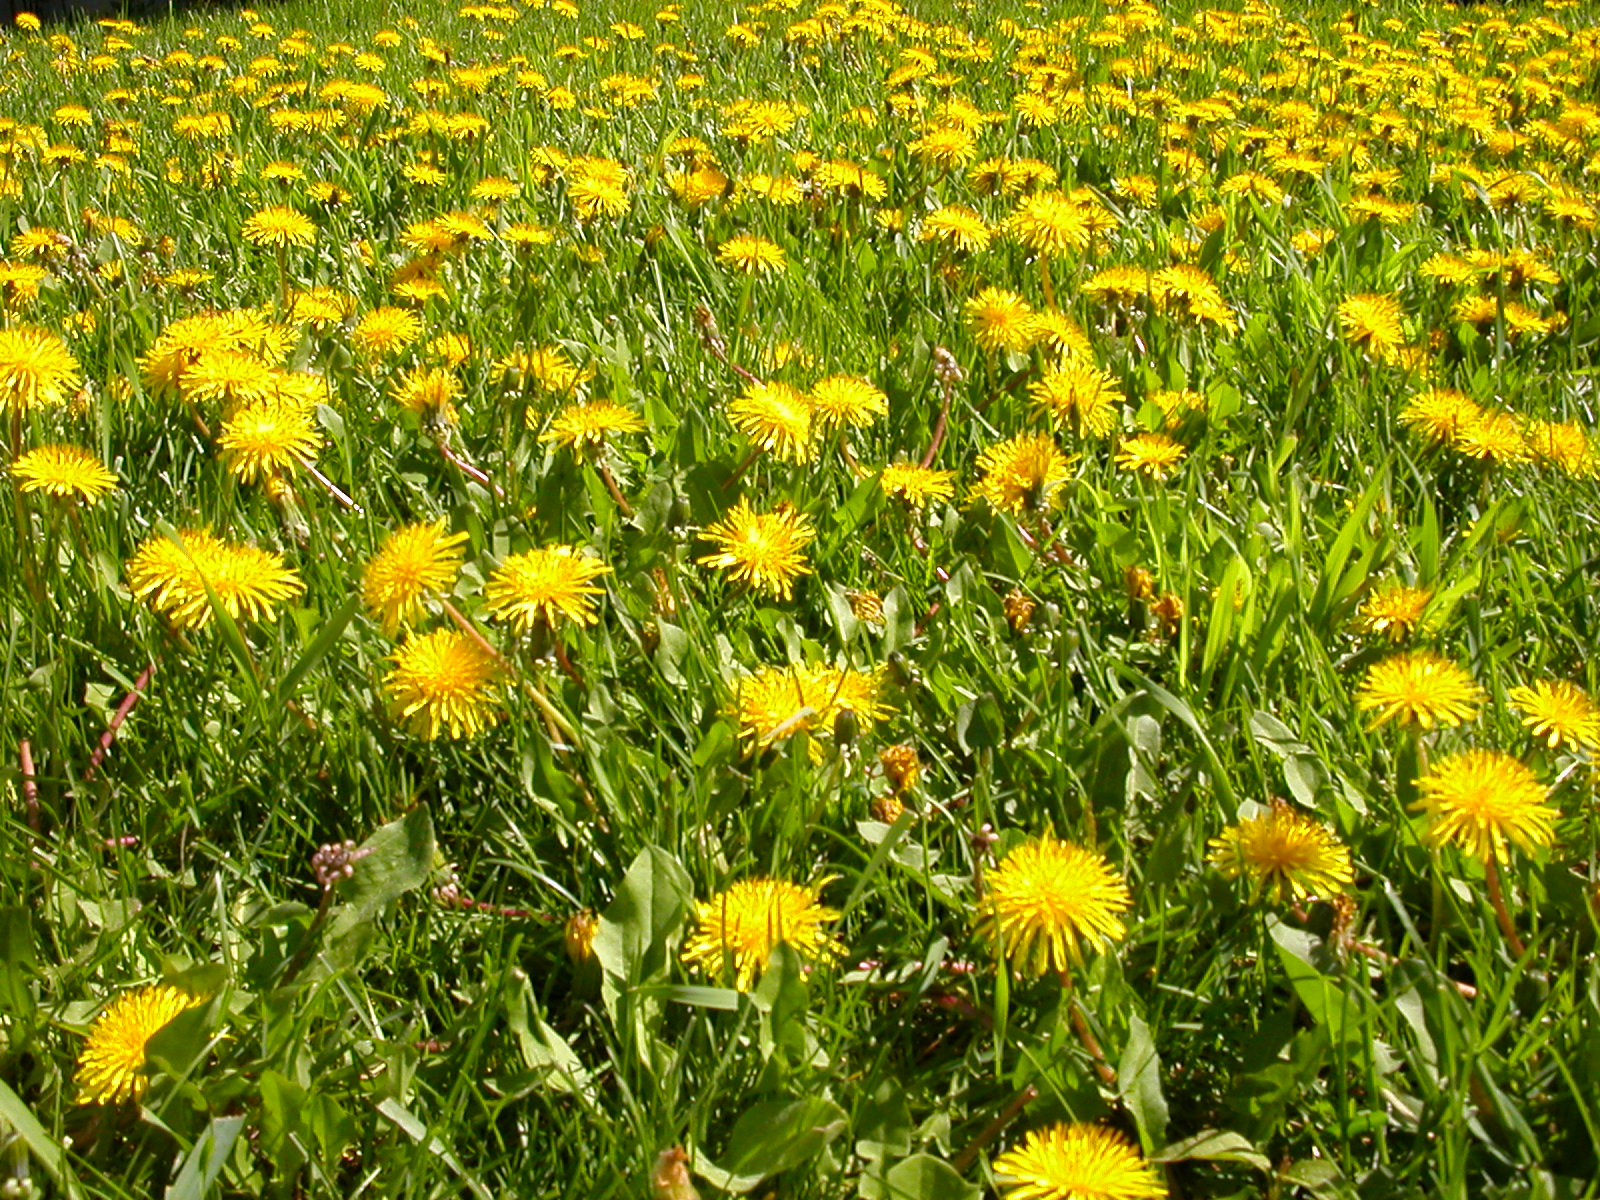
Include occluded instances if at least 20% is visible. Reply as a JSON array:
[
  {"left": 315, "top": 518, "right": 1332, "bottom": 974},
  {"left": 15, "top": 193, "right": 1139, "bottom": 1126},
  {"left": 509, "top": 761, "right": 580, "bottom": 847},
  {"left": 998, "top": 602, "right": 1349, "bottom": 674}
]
[
  {"left": 698, "top": 1097, "right": 848, "bottom": 1194},
  {"left": 274, "top": 590, "right": 360, "bottom": 706},
  {"left": 1117, "top": 1013, "right": 1169, "bottom": 1149},
  {"left": 1152, "top": 1129, "right": 1270, "bottom": 1171},
  {"left": 860, "top": 1155, "right": 980, "bottom": 1200},
  {"left": 164, "top": 1114, "right": 244, "bottom": 1200},
  {"left": 594, "top": 845, "right": 693, "bottom": 1023},
  {"left": 0, "top": 1079, "right": 81, "bottom": 1199}
]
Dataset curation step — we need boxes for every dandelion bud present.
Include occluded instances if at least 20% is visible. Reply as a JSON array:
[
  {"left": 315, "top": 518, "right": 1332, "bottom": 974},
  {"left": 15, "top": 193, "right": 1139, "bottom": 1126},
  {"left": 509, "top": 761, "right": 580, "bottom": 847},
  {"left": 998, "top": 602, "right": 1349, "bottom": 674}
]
[
  {"left": 650, "top": 1147, "right": 700, "bottom": 1200},
  {"left": 879, "top": 743, "right": 920, "bottom": 794},
  {"left": 870, "top": 793, "right": 905, "bottom": 823},
  {"left": 847, "top": 588, "right": 885, "bottom": 625},
  {"left": 1124, "top": 565, "right": 1155, "bottom": 603},
  {"left": 1003, "top": 587, "right": 1035, "bottom": 634},
  {"left": 564, "top": 909, "right": 599, "bottom": 965}
]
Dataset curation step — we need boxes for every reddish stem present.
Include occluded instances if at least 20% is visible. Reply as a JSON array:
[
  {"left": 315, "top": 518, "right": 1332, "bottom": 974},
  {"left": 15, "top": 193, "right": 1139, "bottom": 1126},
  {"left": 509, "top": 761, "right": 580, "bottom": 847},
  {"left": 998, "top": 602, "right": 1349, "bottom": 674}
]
[
  {"left": 19, "top": 739, "right": 39, "bottom": 832},
  {"left": 83, "top": 662, "right": 156, "bottom": 782}
]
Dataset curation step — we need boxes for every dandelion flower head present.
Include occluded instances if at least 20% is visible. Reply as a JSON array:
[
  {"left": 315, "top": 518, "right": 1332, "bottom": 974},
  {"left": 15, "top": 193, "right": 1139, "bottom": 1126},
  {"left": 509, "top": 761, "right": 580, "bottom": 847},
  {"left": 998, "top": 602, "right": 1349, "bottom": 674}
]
[
  {"left": 1355, "top": 582, "right": 1433, "bottom": 642},
  {"left": 681, "top": 877, "right": 842, "bottom": 991},
  {"left": 976, "top": 832, "right": 1132, "bottom": 977},
  {"left": 483, "top": 544, "right": 611, "bottom": 633},
  {"left": 972, "top": 432, "right": 1072, "bottom": 515},
  {"left": 697, "top": 499, "right": 817, "bottom": 600},
  {"left": 879, "top": 462, "right": 957, "bottom": 510},
  {"left": 1353, "top": 650, "right": 1482, "bottom": 731},
  {"left": 540, "top": 398, "right": 646, "bottom": 453},
  {"left": 1208, "top": 802, "right": 1355, "bottom": 904},
  {"left": 76, "top": 985, "right": 204, "bottom": 1107},
  {"left": 126, "top": 529, "right": 303, "bottom": 630},
  {"left": 727, "top": 380, "right": 814, "bottom": 463},
  {"left": 362, "top": 519, "right": 469, "bottom": 636},
  {"left": 1412, "top": 749, "right": 1558, "bottom": 864},
  {"left": 993, "top": 1122, "right": 1166, "bottom": 1200},
  {"left": 0, "top": 327, "right": 82, "bottom": 414},
  {"left": 11, "top": 445, "right": 116, "bottom": 503},
  {"left": 1507, "top": 679, "right": 1600, "bottom": 752},
  {"left": 384, "top": 628, "right": 504, "bottom": 740}
]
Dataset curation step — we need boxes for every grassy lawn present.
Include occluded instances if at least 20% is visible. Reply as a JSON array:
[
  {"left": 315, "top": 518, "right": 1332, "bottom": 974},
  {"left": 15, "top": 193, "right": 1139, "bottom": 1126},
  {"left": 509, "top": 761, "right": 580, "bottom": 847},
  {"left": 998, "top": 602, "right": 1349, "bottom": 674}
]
[{"left": 0, "top": 0, "right": 1598, "bottom": 1195}]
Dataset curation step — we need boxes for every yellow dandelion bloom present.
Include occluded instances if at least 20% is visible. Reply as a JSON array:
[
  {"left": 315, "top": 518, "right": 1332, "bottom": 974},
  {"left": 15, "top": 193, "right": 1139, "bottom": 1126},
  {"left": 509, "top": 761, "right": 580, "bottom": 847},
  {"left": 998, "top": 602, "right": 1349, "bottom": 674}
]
[
  {"left": 879, "top": 462, "right": 957, "bottom": 510},
  {"left": 919, "top": 205, "right": 991, "bottom": 253},
  {"left": 539, "top": 399, "right": 645, "bottom": 453},
  {"left": 351, "top": 306, "right": 423, "bottom": 357},
  {"left": 1508, "top": 680, "right": 1600, "bottom": 752},
  {"left": 126, "top": 529, "right": 303, "bottom": 630},
  {"left": 11, "top": 445, "right": 116, "bottom": 503},
  {"left": 1208, "top": 802, "right": 1355, "bottom": 904},
  {"left": 716, "top": 234, "right": 785, "bottom": 275},
  {"left": 240, "top": 204, "right": 315, "bottom": 248},
  {"left": 482, "top": 544, "right": 611, "bottom": 633},
  {"left": 965, "top": 287, "right": 1039, "bottom": 354},
  {"left": 0, "top": 327, "right": 82, "bottom": 414},
  {"left": 976, "top": 832, "right": 1132, "bottom": 976},
  {"left": 1030, "top": 362, "right": 1122, "bottom": 438},
  {"left": 808, "top": 375, "right": 887, "bottom": 430},
  {"left": 732, "top": 662, "right": 892, "bottom": 752},
  {"left": 1355, "top": 582, "right": 1432, "bottom": 642},
  {"left": 76, "top": 985, "right": 204, "bottom": 1107},
  {"left": 1413, "top": 750, "right": 1557, "bottom": 865},
  {"left": 727, "top": 380, "right": 814, "bottom": 464},
  {"left": 216, "top": 400, "right": 321, "bottom": 483},
  {"left": 1353, "top": 650, "right": 1482, "bottom": 731},
  {"left": 1114, "top": 432, "right": 1188, "bottom": 480},
  {"left": 994, "top": 1123, "right": 1166, "bottom": 1200},
  {"left": 972, "top": 433, "right": 1072, "bottom": 515},
  {"left": 390, "top": 366, "right": 461, "bottom": 423},
  {"left": 1008, "top": 191, "right": 1092, "bottom": 257},
  {"left": 361, "top": 519, "right": 469, "bottom": 636},
  {"left": 697, "top": 499, "right": 816, "bottom": 599},
  {"left": 384, "top": 629, "right": 504, "bottom": 740},
  {"left": 1337, "top": 293, "right": 1406, "bottom": 364},
  {"left": 681, "top": 877, "right": 842, "bottom": 992}
]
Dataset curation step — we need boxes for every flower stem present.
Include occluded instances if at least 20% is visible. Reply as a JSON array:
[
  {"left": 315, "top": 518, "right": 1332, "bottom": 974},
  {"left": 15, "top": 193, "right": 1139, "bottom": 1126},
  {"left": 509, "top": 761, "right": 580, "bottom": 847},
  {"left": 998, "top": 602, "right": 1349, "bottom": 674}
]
[
  {"left": 297, "top": 457, "right": 362, "bottom": 513},
  {"left": 1483, "top": 854, "right": 1527, "bottom": 959},
  {"left": 950, "top": 1085, "right": 1037, "bottom": 1175}
]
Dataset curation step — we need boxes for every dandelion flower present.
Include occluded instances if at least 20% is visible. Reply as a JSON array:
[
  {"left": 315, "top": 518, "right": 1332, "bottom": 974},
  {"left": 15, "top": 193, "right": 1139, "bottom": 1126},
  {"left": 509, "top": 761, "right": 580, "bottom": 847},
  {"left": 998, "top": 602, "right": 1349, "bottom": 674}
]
[
  {"left": 681, "top": 877, "right": 842, "bottom": 991},
  {"left": 1355, "top": 582, "right": 1432, "bottom": 642},
  {"left": 1413, "top": 750, "right": 1557, "bottom": 864},
  {"left": 977, "top": 833, "right": 1130, "bottom": 976},
  {"left": 1209, "top": 802, "right": 1354, "bottom": 904},
  {"left": 1337, "top": 293, "right": 1406, "bottom": 364},
  {"left": 384, "top": 628, "right": 504, "bottom": 740},
  {"left": 727, "top": 381, "right": 814, "bottom": 463},
  {"left": 697, "top": 499, "right": 816, "bottom": 599},
  {"left": 0, "top": 327, "right": 81, "bottom": 414},
  {"left": 126, "top": 529, "right": 303, "bottom": 630},
  {"left": 1508, "top": 680, "right": 1600, "bottom": 752},
  {"left": 362, "top": 519, "right": 469, "bottom": 636},
  {"left": 240, "top": 204, "right": 315, "bottom": 248},
  {"left": 1030, "top": 363, "right": 1121, "bottom": 437},
  {"left": 808, "top": 375, "right": 887, "bottom": 429},
  {"left": 919, "top": 205, "right": 991, "bottom": 253},
  {"left": 11, "top": 445, "right": 116, "bottom": 503},
  {"left": 76, "top": 985, "right": 204, "bottom": 1107},
  {"left": 1114, "top": 433, "right": 1187, "bottom": 480},
  {"left": 1008, "top": 191, "right": 1092, "bottom": 257},
  {"left": 733, "top": 662, "right": 892, "bottom": 752},
  {"left": 716, "top": 235, "right": 785, "bottom": 275},
  {"left": 351, "top": 306, "right": 423, "bottom": 357},
  {"left": 965, "top": 287, "right": 1038, "bottom": 354},
  {"left": 539, "top": 399, "right": 645, "bottom": 453},
  {"left": 483, "top": 544, "right": 611, "bottom": 633},
  {"left": 993, "top": 1123, "right": 1166, "bottom": 1200},
  {"left": 1400, "top": 389, "right": 1481, "bottom": 447},
  {"left": 390, "top": 366, "right": 461, "bottom": 423},
  {"left": 879, "top": 462, "right": 957, "bottom": 510},
  {"left": 216, "top": 400, "right": 321, "bottom": 483},
  {"left": 1353, "top": 650, "right": 1482, "bottom": 731},
  {"left": 972, "top": 432, "right": 1072, "bottom": 515},
  {"left": 181, "top": 349, "right": 277, "bottom": 411}
]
